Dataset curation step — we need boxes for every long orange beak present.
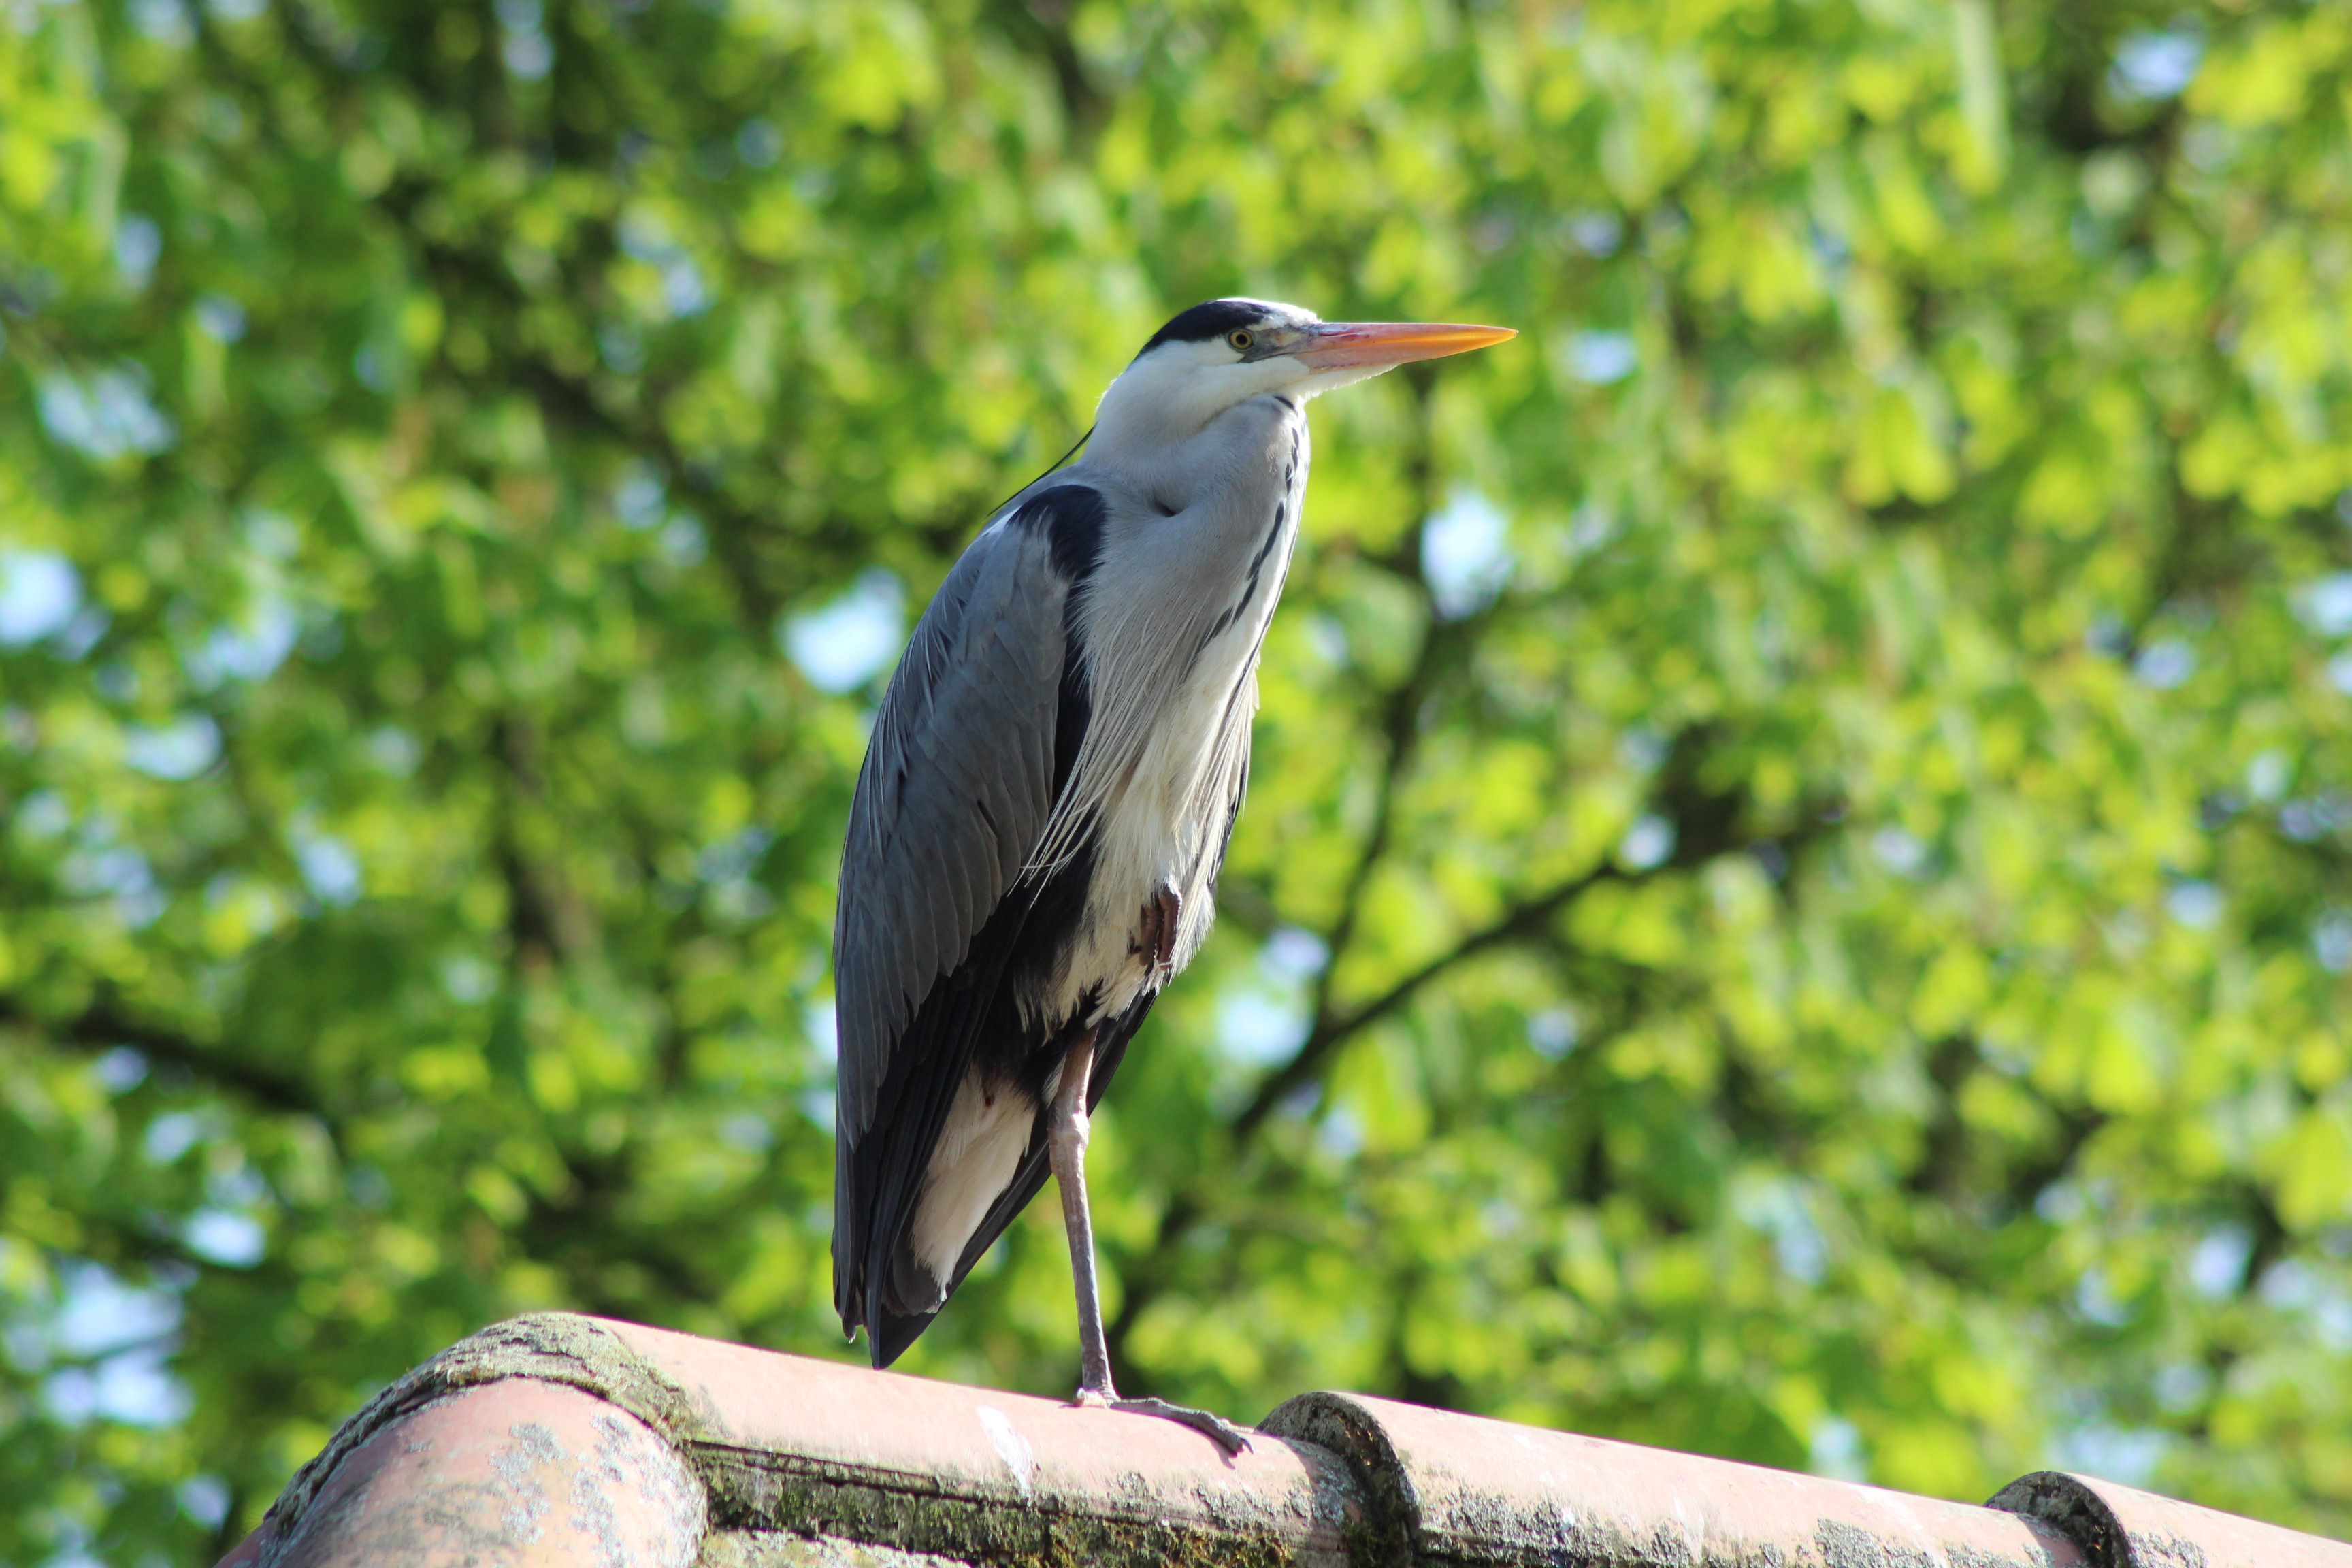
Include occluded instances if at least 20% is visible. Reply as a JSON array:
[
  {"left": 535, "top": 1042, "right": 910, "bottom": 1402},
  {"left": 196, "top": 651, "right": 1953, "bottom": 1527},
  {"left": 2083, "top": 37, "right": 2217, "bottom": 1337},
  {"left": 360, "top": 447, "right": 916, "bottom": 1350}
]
[{"left": 1282, "top": 320, "right": 1516, "bottom": 372}]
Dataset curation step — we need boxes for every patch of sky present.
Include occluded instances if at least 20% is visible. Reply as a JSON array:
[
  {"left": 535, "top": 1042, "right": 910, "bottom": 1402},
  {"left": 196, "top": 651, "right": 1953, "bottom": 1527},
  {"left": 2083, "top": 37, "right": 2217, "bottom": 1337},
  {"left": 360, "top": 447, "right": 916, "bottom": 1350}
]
[
  {"left": 195, "top": 293, "right": 247, "bottom": 342},
  {"left": 46, "top": 1342, "right": 192, "bottom": 1427},
  {"left": 2165, "top": 879, "right": 2223, "bottom": 930},
  {"left": 700, "top": 826, "right": 775, "bottom": 923},
  {"left": 16, "top": 789, "right": 69, "bottom": 839},
  {"left": 600, "top": 323, "right": 646, "bottom": 375},
  {"left": 699, "top": 825, "right": 772, "bottom": 884},
  {"left": 2133, "top": 638, "right": 2195, "bottom": 689},
  {"left": 1565, "top": 212, "right": 1622, "bottom": 257},
  {"left": 1469, "top": 210, "right": 1518, "bottom": 255},
  {"left": 1733, "top": 1175, "right": 1827, "bottom": 1284},
  {"left": 783, "top": 569, "right": 905, "bottom": 693},
  {"left": 1305, "top": 612, "right": 1349, "bottom": 667},
  {"left": 2189, "top": 1225, "right": 2251, "bottom": 1297},
  {"left": 2110, "top": 28, "right": 2201, "bottom": 101},
  {"left": 89, "top": 1049, "right": 148, "bottom": 1097},
  {"left": 1528, "top": 1005, "right": 1579, "bottom": 1060},
  {"left": 441, "top": 953, "right": 497, "bottom": 1004},
  {"left": 1619, "top": 813, "right": 1675, "bottom": 871},
  {"left": 62, "top": 840, "right": 164, "bottom": 926},
  {"left": 661, "top": 513, "right": 706, "bottom": 568},
  {"left": 1215, "top": 988, "right": 1308, "bottom": 1068},
  {"left": 124, "top": 713, "right": 220, "bottom": 779},
  {"left": 1808, "top": 221, "right": 1853, "bottom": 272},
  {"left": 804, "top": 1000, "right": 840, "bottom": 1068},
  {"left": 131, "top": 0, "right": 192, "bottom": 41},
  {"left": 1479, "top": 1199, "right": 1524, "bottom": 1239},
  {"left": 114, "top": 214, "right": 162, "bottom": 287},
  {"left": 2036, "top": 1179, "right": 2084, "bottom": 1223},
  {"left": 1618, "top": 726, "right": 1667, "bottom": 772},
  {"left": 496, "top": 0, "right": 551, "bottom": 78},
  {"left": 2259, "top": 1264, "right": 2352, "bottom": 1350},
  {"left": 2154, "top": 1362, "right": 2210, "bottom": 1413},
  {"left": 2247, "top": 749, "right": 2291, "bottom": 804},
  {"left": 2055, "top": 1424, "right": 2166, "bottom": 1488},
  {"left": 1422, "top": 488, "right": 1514, "bottom": 620},
  {"left": 1809, "top": 1415, "right": 1866, "bottom": 1482},
  {"left": 44, "top": 1262, "right": 179, "bottom": 1363},
  {"left": 2313, "top": 912, "right": 2352, "bottom": 975},
  {"left": 1561, "top": 329, "right": 1638, "bottom": 386},
  {"left": 1260, "top": 926, "right": 1328, "bottom": 983},
  {"left": 39, "top": 366, "right": 176, "bottom": 459},
  {"left": 367, "top": 725, "right": 421, "bottom": 776},
  {"left": 144, "top": 1111, "right": 209, "bottom": 1164},
  {"left": 2075, "top": 1268, "right": 2132, "bottom": 1327},
  {"left": 293, "top": 823, "right": 363, "bottom": 904},
  {"left": 661, "top": 255, "right": 708, "bottom": 316},
  {"left": 615, "top": 212, "right": 709, "bottom": 318},
  {"left": 2319, "top": 1292, "right": 2352, "bottom": 1351},
  {"left": 26, "top": 1260, "right": 191, "bottom": 1430},
  {"left": 719, "top": 1112, "right": 772, "bottom": 1153},
  {"left": 2260, "top": 1258, "right": 2323, "bottom": 1311},
  {"left": 1567, "top": 500, "right": 1618, "bottom": 557},
  {"left": 180, "top": 1475, "right": 231, "bottom": 1530},
  {"left": 1317, "top": 1106, "right": 1364, "bottom": 1160},
  {"left": 615, "top": 463, "right": 666, "bottom": 529},
  {"left": 2180, "top": 121, "right": 2232, "bottom": 174},
  {"left": 189, "top": 594, "right": 298, "bottom": 687},
  {"left": 2298, "top": 573, "right": 2352, "bottom": 636},
  {"left": 1872, "top": 826, "right": 1930, "bottom": 877},
  {"left": 504, "top": 27, "right": 551, "bottom": 77},
  {"left": 2326, "top": 652, "right": 2352, "bottom": 698},
  {"left": 0, "top": 551, "right": 81, "bottom": 644},
  {"left": 736, "top": 118, "right": 783, "bottom": 168},
  {"left": 184, "top": 1209, "right": 264, "bottom": 1267},
  {"left": 2281, "top": 796, "right": 2351, "bottom": 842}
]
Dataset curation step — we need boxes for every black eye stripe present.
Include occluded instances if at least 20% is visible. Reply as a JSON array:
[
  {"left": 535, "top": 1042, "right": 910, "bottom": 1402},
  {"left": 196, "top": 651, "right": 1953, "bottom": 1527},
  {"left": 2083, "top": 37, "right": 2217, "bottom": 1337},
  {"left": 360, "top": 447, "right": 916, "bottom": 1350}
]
[{"left": 1137, "top": 298, "right": 1281, "bottom": 357}]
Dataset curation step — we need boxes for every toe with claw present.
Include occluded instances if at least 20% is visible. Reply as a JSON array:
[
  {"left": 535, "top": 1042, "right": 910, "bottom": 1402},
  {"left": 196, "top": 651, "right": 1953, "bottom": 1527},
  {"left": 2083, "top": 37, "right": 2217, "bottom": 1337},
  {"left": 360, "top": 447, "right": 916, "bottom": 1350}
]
[{"left": 1107, "top": 1395, "right": 1254, "bottom": 1455}]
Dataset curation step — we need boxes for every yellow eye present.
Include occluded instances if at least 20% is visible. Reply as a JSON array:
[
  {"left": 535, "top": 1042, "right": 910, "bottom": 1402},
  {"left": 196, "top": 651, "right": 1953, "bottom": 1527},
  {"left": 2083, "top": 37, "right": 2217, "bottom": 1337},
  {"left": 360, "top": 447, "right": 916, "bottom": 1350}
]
[{"left": 1228, "top": 329, "right": 1254, "bottom": 351}]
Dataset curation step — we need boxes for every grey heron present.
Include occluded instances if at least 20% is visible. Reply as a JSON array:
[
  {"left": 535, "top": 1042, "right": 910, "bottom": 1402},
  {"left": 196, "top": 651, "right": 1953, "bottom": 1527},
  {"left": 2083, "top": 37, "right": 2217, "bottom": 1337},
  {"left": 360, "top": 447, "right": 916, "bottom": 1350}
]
[{"left": 832, "top": 298, "right": 1513, "bottom": 1448}]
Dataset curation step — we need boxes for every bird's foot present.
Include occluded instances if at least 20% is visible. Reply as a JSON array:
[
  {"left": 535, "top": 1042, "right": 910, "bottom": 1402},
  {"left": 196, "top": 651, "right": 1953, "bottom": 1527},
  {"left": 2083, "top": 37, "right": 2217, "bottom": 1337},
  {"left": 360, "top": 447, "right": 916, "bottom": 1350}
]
[
  {"left": 1132, "top": 881, "right": 1183, "bottom": 980},
  {"left": 1075, "top": 1389, "right": 1252, "bottom": 1455}
]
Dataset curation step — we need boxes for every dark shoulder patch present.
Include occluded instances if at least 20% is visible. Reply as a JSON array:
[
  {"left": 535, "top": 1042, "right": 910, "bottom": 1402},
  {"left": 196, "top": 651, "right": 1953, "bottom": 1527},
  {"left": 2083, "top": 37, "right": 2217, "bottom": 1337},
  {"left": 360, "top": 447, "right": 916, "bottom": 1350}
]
[
  {"left": 1138, "top": 298, "right": 1273, "bottom": 357},
  {"left": 1016, "top": 483, "right": 1107, "bottom": 583}
]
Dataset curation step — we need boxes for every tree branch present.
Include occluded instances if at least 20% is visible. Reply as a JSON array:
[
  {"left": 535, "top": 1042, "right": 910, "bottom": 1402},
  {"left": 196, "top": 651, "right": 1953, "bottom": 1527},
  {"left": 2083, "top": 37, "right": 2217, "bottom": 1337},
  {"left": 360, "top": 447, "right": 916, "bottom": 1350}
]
[
  {"left": 1, "top": 996, "right": 330, "bottom": 1123},
  {"left": 1233, "top": 860, "right": 1631, "bottom": 1140}
]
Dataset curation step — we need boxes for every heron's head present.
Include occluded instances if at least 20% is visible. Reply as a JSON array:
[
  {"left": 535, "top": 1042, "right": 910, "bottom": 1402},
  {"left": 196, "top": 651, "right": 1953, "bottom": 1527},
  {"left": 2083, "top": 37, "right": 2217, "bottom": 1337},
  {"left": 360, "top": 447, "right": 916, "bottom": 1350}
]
[{"left": 1094, "top": 298, "right": 1514, "bottom": 448}]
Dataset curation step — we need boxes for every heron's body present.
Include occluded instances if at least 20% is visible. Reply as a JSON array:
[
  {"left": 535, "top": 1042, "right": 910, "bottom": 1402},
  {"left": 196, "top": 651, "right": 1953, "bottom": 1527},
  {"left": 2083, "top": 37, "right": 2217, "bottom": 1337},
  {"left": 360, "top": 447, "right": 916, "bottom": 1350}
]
[{"left": 831, "top": 301, "right": 1509, "bottom": 1431}]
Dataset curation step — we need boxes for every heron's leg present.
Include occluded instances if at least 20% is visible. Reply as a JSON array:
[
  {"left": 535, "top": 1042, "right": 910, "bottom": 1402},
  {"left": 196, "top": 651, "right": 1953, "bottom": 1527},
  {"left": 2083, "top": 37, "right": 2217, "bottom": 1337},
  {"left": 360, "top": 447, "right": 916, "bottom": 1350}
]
[
  {"left": 1047, "top": 1032, "right": 1252, "bottom": 1456},
  {"left": 1048, "top": 1030, "right": 1117, "bottom": 1399}
]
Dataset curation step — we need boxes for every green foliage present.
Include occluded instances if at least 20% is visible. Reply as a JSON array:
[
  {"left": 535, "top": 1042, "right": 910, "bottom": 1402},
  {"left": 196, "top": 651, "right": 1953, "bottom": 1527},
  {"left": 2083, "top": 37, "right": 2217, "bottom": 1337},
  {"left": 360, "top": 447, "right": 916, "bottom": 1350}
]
[{"left": 3, "top": 0, "right": 2351, "bottom": 1558}]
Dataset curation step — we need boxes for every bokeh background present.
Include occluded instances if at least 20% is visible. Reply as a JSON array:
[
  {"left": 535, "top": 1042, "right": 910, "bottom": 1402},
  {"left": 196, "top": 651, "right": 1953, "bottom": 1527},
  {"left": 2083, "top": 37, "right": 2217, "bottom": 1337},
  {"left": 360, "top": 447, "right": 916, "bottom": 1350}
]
[{"left": 4, "top": 0, "right": 2351, "bottom": 1558}]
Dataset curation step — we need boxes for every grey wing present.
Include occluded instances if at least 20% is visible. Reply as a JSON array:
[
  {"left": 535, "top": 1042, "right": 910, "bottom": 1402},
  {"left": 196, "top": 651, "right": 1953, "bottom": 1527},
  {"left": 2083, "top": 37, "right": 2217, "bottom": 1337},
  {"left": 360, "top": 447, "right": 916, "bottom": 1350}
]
[{"left": 832, "top": 517, "right": 1067, "bottom": 1168}]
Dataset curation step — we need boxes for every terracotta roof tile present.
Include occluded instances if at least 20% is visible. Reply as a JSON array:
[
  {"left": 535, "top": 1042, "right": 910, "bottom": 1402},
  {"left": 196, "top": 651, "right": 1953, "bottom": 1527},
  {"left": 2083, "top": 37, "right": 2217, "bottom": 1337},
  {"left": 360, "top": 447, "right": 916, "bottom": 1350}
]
[{"left": 215, "top": 1313, "right": 2352, "bottom": 1568}]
